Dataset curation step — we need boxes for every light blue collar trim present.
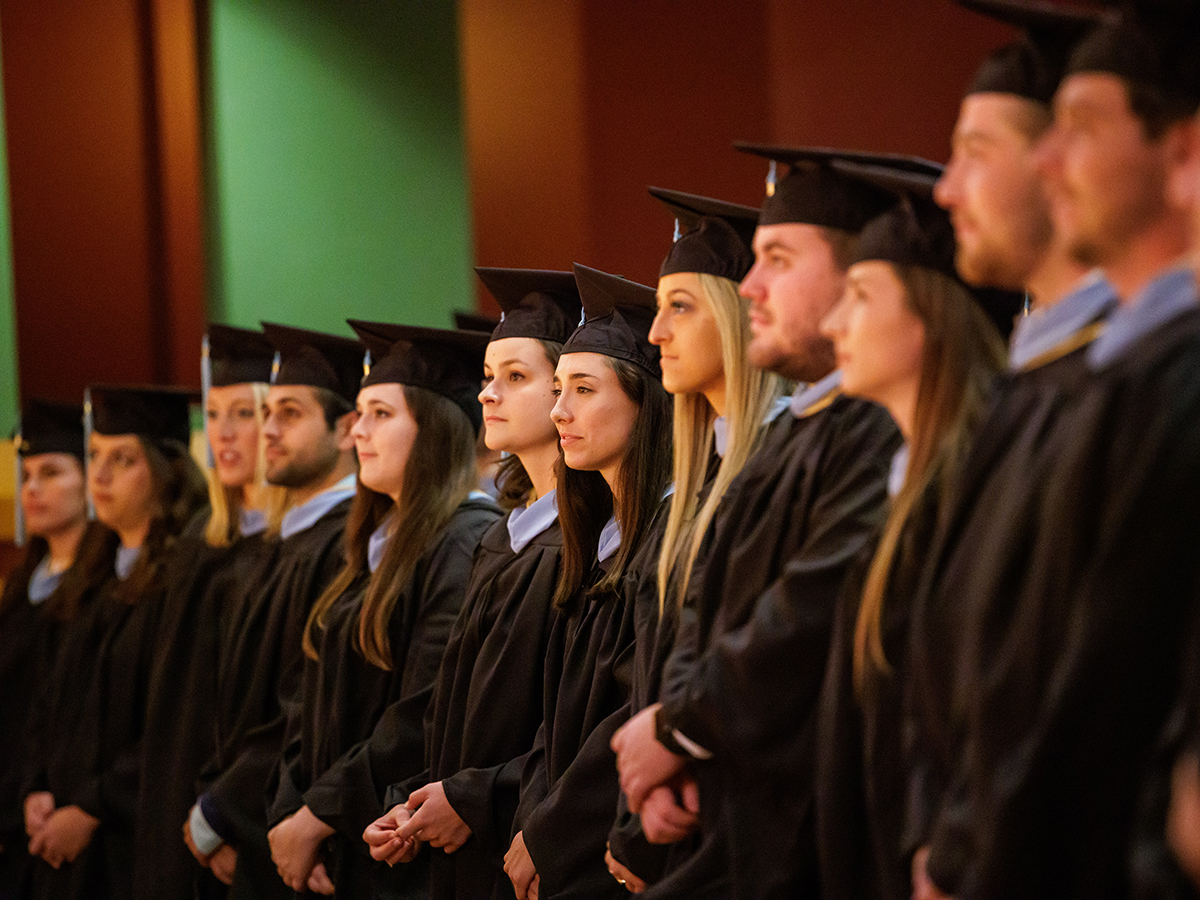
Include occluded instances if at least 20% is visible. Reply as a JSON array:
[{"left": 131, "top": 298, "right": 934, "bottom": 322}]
[
  {"left": 239, "top": 507, "right": 268, "bottom": 537},
  {"left": 1087, "top": 266, "right": 1198, "bottom": 370},
  {"left": 116, "top": 544, "right": 143, "bottom": 581},
  {"left": 597, "top": 515, "right": 621, "bottom": 563},
  {"left": 280, "top": 474, "right": 357, "bottom": 540},
  {"left": 507, "top": 489, "right": 558, "bottom": 554},
  {"left": 789, "top": 370, "right": 842, "bottom": 418},
  {"left": 888, "top": 444, "right": 910, "bottom": 499},
  {"left": 1008, "top": 271, "right": 1116, "bottom": 370},
  {"left": 367, "top": 513, "right": 393, "bottom": 574},
  {"left": 468, "top": 489, "right": 495, "bottom": 502},
  {"left": 713, "top": 397, "right": 790, "bottom": 459},
  {"left": 28, "top": 556, "right": 61, "bottom": 604}
]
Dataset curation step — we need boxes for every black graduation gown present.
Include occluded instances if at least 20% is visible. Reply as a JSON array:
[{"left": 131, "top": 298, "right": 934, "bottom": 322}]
[
  {"left": 814, "top": 479, "right": 939, "bottom": 900},
  {"left": 26, "top": 556, "right": 164, "bottom": 900},
  {"left": 514, "top": 500, "right": 668, "bottom": 900},
  {"left": 390, "top": 510, "right": 561, "bottom": 900},
  {"left": 904, "top": 324, "right": 1108, "bottom": 892},
  {"left": 199, "top": 500, "right": 350, "bottom": 900},
  {"left": 0, "top": 551, "right": 60, "bottom": 899},
  {"left": 133, "top": 517, "right": 260, "bottom": 900},
  {"left": 653, "top": 395, "right": 899, "bottom": 900},
  {"left": 269, "top": 497, "right": 498, "bottom": 899},
  {"left": 946, "top": 308, "right": 1200, "bottom": 900}
]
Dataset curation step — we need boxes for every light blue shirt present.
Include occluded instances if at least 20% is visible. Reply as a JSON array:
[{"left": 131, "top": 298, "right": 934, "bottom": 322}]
[
  {"left": 713, "top": 397, "right": 791, "bottom": 459},
  {"left": 507, "top": 489, "right": 559, "bottom": 554},
  {"left": 116, "top": 544, "right": 143, "bottom": 580},
  {"left": 1087, "top": 265, "right": 1198, "bottom": 370},
  {"left": 1008, "top": 271, "right": 1116, "bottom": 370},
  {"left": 27, "top": 556, "right": 61, "bottom": 604},
  {"left": 888, "top": 444, "right": 910, "bottom": 499},
  {"left": 239, "top": 507, "right": 268, "bottom": 537},
  {"left": 367, "top": 513, "right": 393, "bottom": 574},
  {"left": 279, "top": 474, "right": 357, "bottom": 540},
  {"left": 789, "top": 370, "right": 842, "bottom": 419},
  {"left": 597, "top": 515, "right": 621, "bottom": 563}
]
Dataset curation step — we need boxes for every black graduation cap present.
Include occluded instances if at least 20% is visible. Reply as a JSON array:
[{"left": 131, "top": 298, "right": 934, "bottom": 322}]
[
  {"left": 86, "top": 385, "right": 194, "bottom": 447},
  {"left": 205, "top": 323, "right": 276, "bottom": 388},
  {"left": 453, "top": 310, "right": 501, "bottom": 333},
  {"left": 261, "top": 322, "right": 365, "bottom": 405},
  {"left": 959, "top": 0, "right": 1115, "bottom": 103},
  {"left": 735, "top": 143, "right": 915, "bottom": 231},
  {"left": 833, "top": 156, "right": 1025, "bottom": 338},
  {"left": 16, "top": 399, "right": 85, "bottom": 460},
  {"left": 1066, "top": 2, "right": 1200, "bottom": 116},
  {"left": 474, "top": 267, "right": 583, "bottom": 344},
  {"left": 348, "top": 320, "right": 490, "bottom": 431},
  {"left": 648, "top": 187, "right": 757, "bottom": 282},
  {"left": 564, "top": 264, "right": 660, "bottom": 379}
]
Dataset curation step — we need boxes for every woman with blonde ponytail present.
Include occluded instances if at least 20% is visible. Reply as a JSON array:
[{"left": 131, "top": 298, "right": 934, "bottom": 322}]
[
  {"left": 813, "top": 158, "right": 1017, "bottom": 900},
  {"left": 604, "top": 189, "right": 785, "bottom": 893}
]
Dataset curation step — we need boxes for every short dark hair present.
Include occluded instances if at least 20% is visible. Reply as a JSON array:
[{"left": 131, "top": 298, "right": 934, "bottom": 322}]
[
  {"left": 817, "top": 226, "right": 861, "bottom": 271},
  {"left": 315, "top": 386, "right": 355, "bottom": 429}
]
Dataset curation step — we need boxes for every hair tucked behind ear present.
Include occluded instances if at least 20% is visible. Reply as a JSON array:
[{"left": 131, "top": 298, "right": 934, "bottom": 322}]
[{"left": 852, "top": 264, "right": 1005, "bottom": 695}]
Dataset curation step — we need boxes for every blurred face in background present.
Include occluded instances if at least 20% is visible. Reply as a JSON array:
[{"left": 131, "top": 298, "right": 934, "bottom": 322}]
[
  {"left": 21, "top": 452, "right": 87, "bottom": 539},
  {"left": 88, "top": 433, "right": 157, "bottom": 541},
  {"left": 206, "top": 383, "right": 262, "bottom": 488}
]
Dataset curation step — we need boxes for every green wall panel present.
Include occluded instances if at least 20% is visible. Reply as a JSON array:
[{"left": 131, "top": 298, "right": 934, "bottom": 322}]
[
  {"left": 0, "top": 21, "right": 17, "bottom": 436},
  {"left": 207, "top": 0, "right": 473, "bottom": 336}
]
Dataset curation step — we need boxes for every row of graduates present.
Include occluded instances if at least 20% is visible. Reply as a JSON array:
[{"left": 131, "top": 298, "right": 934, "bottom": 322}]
[{"left": 5, "top": 4, "right": 1200, "bottom": 900}]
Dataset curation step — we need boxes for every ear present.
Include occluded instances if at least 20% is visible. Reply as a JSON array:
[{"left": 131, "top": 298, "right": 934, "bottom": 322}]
[
  {"left": 334, "top": 409, "right": 358, "bottom": 452},
  {"left": 1165, "top": 117, "right": 1200, "bottom": 214}
]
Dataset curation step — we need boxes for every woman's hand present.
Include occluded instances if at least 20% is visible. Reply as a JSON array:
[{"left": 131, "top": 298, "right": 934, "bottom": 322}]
[
  {"left": 363, "top": 804, "right": 420, "bottom": 865},
  {"left": 23, "top": 792, "right": 55, "bottom": 839},
  {"left": 640, "top": 778, "right": 700, "bottom": 844},
  {"left": 504, "top": 830, "right": 539, "bottom": 900},
  {"left": 268, "top": 805, "right": 335, "bottom": 892},
  {"left": 396, "top": 781, "right": 472, "bottom": 853},
  {"left": 307, "top": 860, "right": 335, "bottom": 895},
  {"left": 911, "top": 845, "right": 956, "bottom": 900},
  {"left": 209, "top": 844, "right": 238, "bottom": 885},
  {"left": 605, "top": 846, "right": 646, "bottom": 893},
  {"left": 611, "top": 703, "right": 686, "bottom": 812},
  {"left": 28, "top": 805, "right": 99, "bottom": 868}
]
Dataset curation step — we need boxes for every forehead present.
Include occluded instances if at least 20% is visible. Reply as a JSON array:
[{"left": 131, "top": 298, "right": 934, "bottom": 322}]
[
  {"left": 89, "top": 432, "right": 143, "bottom": 452},
  {"left": 206, "top": 383, "right": 258, "bottom": 406},
  {"left": 656, "top": 270, "right": 704, "bottom": 299},
  {"left": 485, "top": 335, "right": 546, "bottom": 367},
  {"left": 555, "top": 350, "right": 612, "bottom": 379},
  {"left": 956, "top": 93, "right": 1038, "bottom": 145},
  {"left": 357, "top": 382, "right": 407, "bottom": 406},
  {"left": 1054, "top": 72, "right": 1134, "bottom": 120},
  {"left": 267, "top": 384, "right": 320, "bottom": 408},
  {"left": 22, "top": 451, "right": 82, "bottom": 470},
  {"left": 752, "top": 221, "right": 832, "bottom": 257}
]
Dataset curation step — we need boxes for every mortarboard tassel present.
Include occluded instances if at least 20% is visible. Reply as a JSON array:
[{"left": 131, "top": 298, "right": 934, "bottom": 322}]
[{"left": 766, "top": 160, "right": 777, "bottom": 198}]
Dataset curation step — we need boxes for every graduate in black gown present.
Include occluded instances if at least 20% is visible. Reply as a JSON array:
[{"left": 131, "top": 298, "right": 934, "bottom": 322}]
[
  {"left": 134, "top": 324, "right": 280, "bottom": 900},
  {"left": 187, "top": 323, "right": 362, "bottom": 899},
  {"left": 902, "top": 6, "right": 1115, "bottom": 895},
  {"left": 502, "top": 264, "right": 673, "bottom": 900},
  {"left": 266, "top": 323, "right": 499, "bottom": 898},
  {"left": 603, "top": 188, "right": 785, "bottom": 893},
  {"left": 611, "top": 146, "right": 901, "bottom": 900},
  {"left": 925, "top": 9, "right": 1200, "bottom": 898},
  {"left": 27, "top": 386, "right": 207, "bottom": 900},
  {"left": 1, "top": 401, "right": 109, "bottom": 900},
  {"left": 362, "top": 269, "right": 579, "bottom": 899},
  {"left": 810, "top": 157, "right": 1015, "bottom": 900}
]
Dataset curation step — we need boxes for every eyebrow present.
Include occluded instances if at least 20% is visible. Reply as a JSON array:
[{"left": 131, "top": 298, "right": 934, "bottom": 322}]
[
  {"left": 561, "top": 371, "right": 597, "bottom": 382},
  {"left": 755, "top": 239, "right": 794, "bottom": 256}
]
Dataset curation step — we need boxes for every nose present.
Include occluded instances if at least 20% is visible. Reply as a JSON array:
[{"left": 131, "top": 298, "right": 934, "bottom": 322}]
[
  {"left": 1033, "top": 123, "right": 1063, "bottom": 177},
  {"left": 933, "top": 158, "right": 960, "bottom": 211},
  {"left": 261, "top": 410, "right": 280, "bottom": 439},
  {"left": 550, "top": 393, "right": 570, "bottom": 425},
  {"left": 648, "top": 307, "right": 670, "bottom": 346},
  {"left": 740, "top": 262, "right": 765, "bottom": 303},
  {"left": 350, "top": 413, "right": 369, "bottom": 441},
  {"left": 218, "top": 411, "right": 237, "bottom": 440},
  {"left": 479, "top": 377, "right": 499, "bottom": 405},
  {"left": 819, "top": 293, "right": 850, "bottom": 340}
]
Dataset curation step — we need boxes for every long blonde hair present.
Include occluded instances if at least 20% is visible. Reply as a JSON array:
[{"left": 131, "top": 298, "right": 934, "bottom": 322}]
[
  {"left": 203, "top": 382, "right": 287, "bottom": 547},
  {"left": 852, "top": 264, "right": 1006, "bottom": 694},
  {"left": 656, "top": 273, "right": 785, "bottom": 612}
]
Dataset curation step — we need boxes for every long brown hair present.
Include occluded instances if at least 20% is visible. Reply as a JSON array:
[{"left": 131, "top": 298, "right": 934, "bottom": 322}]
[
  {"left": 852, "top": 264, "right": 1005, "bottom": 694},
  {"left": 115, "top": 436, "right": 210, "bottom": 604},
  {"left": 554, "top": 357, "right": 673, "bottom": 606},
  {"left": 304, "top": 385, "right": 477, "bottom": 669}
]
